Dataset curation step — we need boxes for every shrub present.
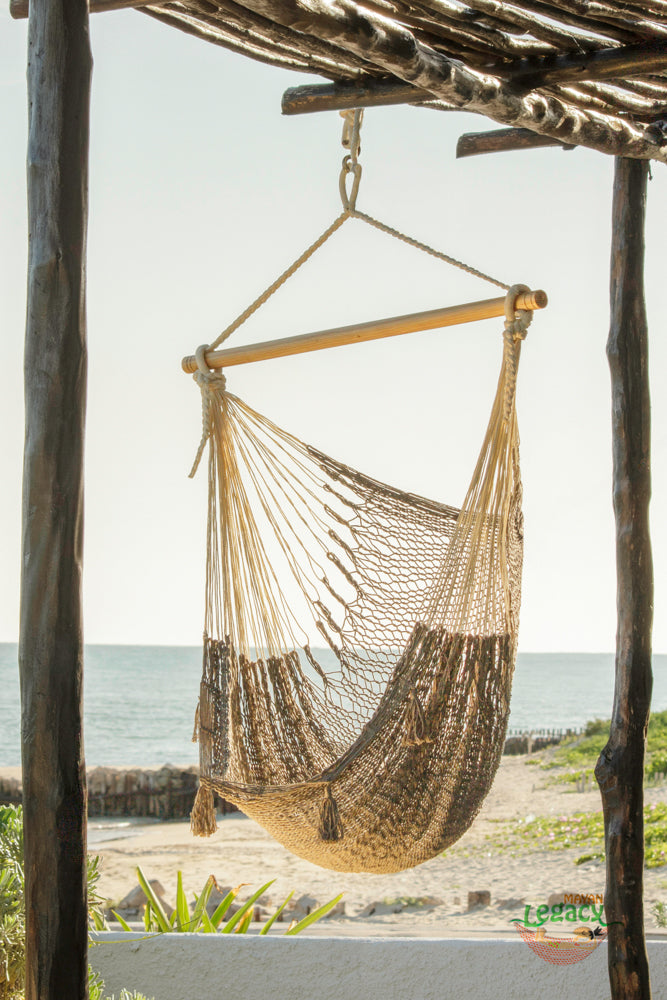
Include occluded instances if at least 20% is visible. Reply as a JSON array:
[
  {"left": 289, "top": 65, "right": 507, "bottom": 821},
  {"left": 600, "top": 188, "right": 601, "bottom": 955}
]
[{"left": 112, "top": 866, "right": 342, "bottom": 936}]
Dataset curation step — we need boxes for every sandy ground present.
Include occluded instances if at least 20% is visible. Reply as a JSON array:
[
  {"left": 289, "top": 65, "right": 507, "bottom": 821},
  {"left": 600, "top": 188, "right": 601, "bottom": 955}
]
[{"left": 7, "top": 755, "right": 658, "bottom": 935}]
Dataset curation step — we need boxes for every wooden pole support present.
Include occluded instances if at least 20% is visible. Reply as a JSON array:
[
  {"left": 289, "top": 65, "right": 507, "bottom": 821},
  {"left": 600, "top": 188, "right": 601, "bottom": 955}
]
[
  {"left": 21, "top": 0, "right": 91, "bottom": 994},
  {"left": 595, "top": 157, "right": 653, "bottom": 999},
  {"left": 182, "top": 289, "right": 547, "bottom": 372}
]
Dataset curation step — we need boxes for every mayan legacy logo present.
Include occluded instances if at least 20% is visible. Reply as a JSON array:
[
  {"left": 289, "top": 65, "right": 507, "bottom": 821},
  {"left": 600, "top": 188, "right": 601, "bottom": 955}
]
[{"left": 512, "top": 894, "right": 609, "bottom": 965}]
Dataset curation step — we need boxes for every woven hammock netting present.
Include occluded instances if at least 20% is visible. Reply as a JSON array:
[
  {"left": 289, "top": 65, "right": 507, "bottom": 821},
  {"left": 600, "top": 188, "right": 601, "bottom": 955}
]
[{"left": 188, "top": 285, "right": 531, "bottom": 874}]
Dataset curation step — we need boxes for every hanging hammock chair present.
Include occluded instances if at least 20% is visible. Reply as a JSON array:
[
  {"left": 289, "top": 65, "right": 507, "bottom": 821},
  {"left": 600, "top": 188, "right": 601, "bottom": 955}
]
[{"left": 185, "top": 111, "right": 546, "bottom": 874}]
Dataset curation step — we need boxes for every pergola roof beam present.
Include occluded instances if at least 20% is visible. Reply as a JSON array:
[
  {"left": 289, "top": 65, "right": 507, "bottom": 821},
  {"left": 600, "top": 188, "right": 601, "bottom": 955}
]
[
  {"left": 282, "top": 79, "right": 437, "bottom": 114},
  {"left": 456, "top": 126, "right": 574, "bottom": 157},
  {"left": 496, "top": 38, "right": 667, "bottom": 88},
  {"left": 263, "top": 0, "right": 667, "bottom": 161}
]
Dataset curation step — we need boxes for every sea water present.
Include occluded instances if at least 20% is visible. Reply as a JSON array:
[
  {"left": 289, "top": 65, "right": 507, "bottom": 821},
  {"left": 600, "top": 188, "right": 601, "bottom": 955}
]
[{"left": 1, "top": 643, "right": 666, "bottom": 767}]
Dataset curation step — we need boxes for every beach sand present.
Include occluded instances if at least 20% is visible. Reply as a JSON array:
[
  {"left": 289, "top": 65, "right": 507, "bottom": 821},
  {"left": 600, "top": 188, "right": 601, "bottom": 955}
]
[{"left": 45, "top": 755, "right": 667, "bottom": 934}]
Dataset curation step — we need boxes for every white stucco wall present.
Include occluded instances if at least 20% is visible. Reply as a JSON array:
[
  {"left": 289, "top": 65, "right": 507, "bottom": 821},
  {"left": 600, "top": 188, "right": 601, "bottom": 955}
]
[{"left": 90, "top": 932, "right": 667, "bottom": 1000}]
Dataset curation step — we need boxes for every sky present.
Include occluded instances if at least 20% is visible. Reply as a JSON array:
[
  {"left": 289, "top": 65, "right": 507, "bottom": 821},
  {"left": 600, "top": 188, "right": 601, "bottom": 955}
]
[{"left": 0, "top": 9, "right": 666, "bottom": 653}]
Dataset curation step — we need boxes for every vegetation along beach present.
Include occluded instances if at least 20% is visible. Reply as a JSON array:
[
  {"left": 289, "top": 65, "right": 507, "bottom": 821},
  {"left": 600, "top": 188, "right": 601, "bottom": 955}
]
[{"left": 5, "top": 717, "right": 667, "bottom": 936}]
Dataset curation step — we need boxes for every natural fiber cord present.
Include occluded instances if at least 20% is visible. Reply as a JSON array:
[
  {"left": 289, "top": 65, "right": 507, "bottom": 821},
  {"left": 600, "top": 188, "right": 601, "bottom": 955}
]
[{"left": 188, "top": 281, "right": 533, "bottom": 873}]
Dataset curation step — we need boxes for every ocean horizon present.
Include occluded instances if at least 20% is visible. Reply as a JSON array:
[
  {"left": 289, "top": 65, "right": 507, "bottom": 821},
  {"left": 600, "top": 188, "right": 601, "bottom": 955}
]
[{"left": 1, "top": 643, "right": 665, "bottom": 768}]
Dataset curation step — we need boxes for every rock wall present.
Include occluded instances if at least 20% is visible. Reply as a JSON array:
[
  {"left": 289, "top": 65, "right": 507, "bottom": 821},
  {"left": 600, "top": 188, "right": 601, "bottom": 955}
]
[{"left": 0, "top": 766, "right": 237, "bottom": 820}]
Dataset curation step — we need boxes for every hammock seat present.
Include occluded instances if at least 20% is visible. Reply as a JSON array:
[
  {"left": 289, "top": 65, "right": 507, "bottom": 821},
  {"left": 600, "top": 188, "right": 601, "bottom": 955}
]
[{"left": 188, "top": 286, "right": 530, "bottom": 873}]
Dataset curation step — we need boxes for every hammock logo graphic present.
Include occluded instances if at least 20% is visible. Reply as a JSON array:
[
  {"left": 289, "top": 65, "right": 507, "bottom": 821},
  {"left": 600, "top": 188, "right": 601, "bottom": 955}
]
[{"left": 512, "top": 896, "right": 609, "bottom": 965}]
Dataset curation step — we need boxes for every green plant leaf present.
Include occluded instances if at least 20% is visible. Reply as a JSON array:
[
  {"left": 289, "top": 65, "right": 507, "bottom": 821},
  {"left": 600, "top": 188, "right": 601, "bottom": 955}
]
[
  {"left": 235, "top": 909, "right": 253, "bottom": 934},
  {"left": 199, "top": 907, "right": 216, "bottom": 933},
  {"left": 259, "top": 891, "right": 294, "bottom": 935},
  {"left": 190, "top": 875, "right": 217, "bottom": 931},
  {"left": 112, "top": 910, "right": 134, "bottom": 933},
  {"left": 221, "top": 880, "right": 275, "bottom": 934},
  {"left": 176, "top": 871, "right": 190, "bottom": 931},
  {"left": 209, "top": 886, "right": 242, "bottom": 929},
  {"left": 285, "top": 894, "right": 343, "bottom": 935},
  {"left": 136, "top": 866, "right": 171, "bottom": 933}
]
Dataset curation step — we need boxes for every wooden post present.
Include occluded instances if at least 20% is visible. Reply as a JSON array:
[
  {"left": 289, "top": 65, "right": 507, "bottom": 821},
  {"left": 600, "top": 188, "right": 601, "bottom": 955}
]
[
  {"left": 20, "top": 0, "right": 92, "bottom": 994},
  {"left": 595, "top": 157, "right": 653, "bottom": 999}
]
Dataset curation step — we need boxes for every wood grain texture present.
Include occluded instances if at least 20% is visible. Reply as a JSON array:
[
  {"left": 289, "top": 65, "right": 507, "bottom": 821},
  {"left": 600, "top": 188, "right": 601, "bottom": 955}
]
[
  {"left": 595, "top": 156, "right": 653, "bottom": 1000},
  {"left": 237, "top": 0, "right": 667, "bottom": 162},
  {"left": 11, "top": 0, "right": 154, "bottom": 16},
  {"left": 282, "top": 79, "right": 434, "bottom": 114},
  {"left": 20, "top": 0, "right": 92, "bottom": 995},
  {"left": 181, "top": 291, "right": 548, "bottom": 372},
  {"left": 456, "top": 128, "right": 574, "bottom": 158},
  {"left": 492, "top": 39, "right": 667, "bottom": 88}
]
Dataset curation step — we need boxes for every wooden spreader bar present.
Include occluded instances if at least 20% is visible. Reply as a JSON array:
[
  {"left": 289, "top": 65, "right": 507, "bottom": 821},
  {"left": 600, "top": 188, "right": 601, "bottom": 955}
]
[{"left": 182, "top": 289, "right": 547, "bottom": 372}]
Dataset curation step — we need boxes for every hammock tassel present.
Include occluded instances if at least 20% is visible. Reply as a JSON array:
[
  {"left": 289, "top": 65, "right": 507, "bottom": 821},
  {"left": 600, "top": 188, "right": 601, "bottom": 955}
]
[
  {"left": 319, "top": 784, "right": 343, "bottom": 842},
  {"left": 404, "top": 687, "right": 432, "bottom": 747},
  {"left": 191, "top": 782, "right": 218, "bottom": 837}
]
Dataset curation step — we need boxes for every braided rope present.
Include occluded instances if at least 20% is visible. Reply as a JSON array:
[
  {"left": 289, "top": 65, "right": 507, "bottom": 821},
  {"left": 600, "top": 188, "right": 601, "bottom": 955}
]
[
  {"left": 349, "top": 210, "right": 510, "bottom": 291},
  {"left": 209, "top": 212, "right": 351, "bottom": 352},
  {"left": 502, "top": 284, "right": 533, "bottom": 420},
  {"left": 190, "top": 345, "right": 228, "bottom": 478},
  {"left": 199, "top": 110, "right": 509, "bottom": 363}
]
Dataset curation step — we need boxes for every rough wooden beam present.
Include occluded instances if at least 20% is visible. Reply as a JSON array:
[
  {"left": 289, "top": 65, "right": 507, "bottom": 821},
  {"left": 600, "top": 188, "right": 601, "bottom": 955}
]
[
  {"left": 20, "top": 0, "right": 91, "bottom": 995},
  {"left": 494, "top": 39, "right": 667, "bottom": 89},
  {"left": 282, "top": 79, "right": 434, "bottom": 114},
  {"left": 240, "top": 0, "right": 667, "bottom": 162},
  {"left": 456, "top": 127, "right": 575, "bottom": 157},
  {"left": 11, "top": 0, "right": 154, "bottom": 17},
  {"left": 595, "top": 156, "right": 653, "bottom": 1000}
]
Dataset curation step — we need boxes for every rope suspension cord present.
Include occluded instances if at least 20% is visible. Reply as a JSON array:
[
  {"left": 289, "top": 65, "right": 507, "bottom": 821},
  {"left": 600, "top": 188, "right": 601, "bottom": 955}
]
[
  {"left": 184, "top": 110, "right": 547, "bottom": 874},
  {"left": 182, "top": 110, "right": 546, "bottom": 378}
]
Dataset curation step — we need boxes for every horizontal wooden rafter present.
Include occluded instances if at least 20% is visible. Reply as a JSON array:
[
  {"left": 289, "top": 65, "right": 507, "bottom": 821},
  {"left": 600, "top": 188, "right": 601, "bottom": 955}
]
[
  {"left": 240, "top": 0, "right": 667, "bottom": 162},
  {"left": 282, "top": 79, "right": 436, "bottom": 114},
  {"left": 9, "top": 0, "right": 667, "bottom": 161},
  {"left": 496, "top": 38, "right": 667, "bottom": 88},
  {"left": 456, "top": 127, "right": 575, "bottom": 158},
  {"left": 10, "top": 0, "right": 153, "bottom": 16}
]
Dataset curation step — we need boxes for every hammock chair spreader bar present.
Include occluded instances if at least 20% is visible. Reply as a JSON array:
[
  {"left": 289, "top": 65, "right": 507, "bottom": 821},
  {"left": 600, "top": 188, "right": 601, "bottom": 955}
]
[{"left": 181, "top": 288, "right": 547, "bottom": 372}]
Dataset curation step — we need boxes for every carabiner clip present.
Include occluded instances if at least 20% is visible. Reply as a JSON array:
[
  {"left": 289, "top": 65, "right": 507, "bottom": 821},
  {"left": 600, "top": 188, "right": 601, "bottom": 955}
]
[{"left": 340, "top": 155, "right": 362, "bottom": 211}]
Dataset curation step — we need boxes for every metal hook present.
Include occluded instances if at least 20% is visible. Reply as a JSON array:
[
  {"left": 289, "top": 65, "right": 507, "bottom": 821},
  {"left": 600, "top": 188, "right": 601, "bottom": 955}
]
[
  {"left": 339, "top": 109, "right": 363, "bottom": 210},
  {"left": 340, "top": 108, "right": 363, "bottom": 162}
]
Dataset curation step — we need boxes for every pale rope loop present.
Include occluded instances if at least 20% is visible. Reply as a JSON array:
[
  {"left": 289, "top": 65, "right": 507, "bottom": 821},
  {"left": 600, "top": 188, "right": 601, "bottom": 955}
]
[
  {"left": 503, "top": 284, "right": 532, "bottom": 421},
  {"left": 340, "top": 158, "right": 362, "bottom": 211},
  {"left": 189, "top": 345, "right": 227, "bottom": 479}
]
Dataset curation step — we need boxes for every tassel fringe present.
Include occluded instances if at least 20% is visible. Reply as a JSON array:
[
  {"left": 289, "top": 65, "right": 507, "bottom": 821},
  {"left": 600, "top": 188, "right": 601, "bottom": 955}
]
[
  {"left": 403, "top": 687, "right": 432, "bottom": 747},
  {"left": 319, "top": 785, "right": 343, "bottom": 841},
  {"left": 190, "top": 783, "right": 218, "bottom": 837}
]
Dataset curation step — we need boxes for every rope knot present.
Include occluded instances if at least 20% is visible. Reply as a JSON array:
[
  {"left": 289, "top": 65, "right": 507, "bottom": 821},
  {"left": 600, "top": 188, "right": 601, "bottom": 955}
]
[
  {"left": 504, "top": 310, "right": 532, "bottom": 343},
  {"left": 502, "top": 286, "right": 532, "bottom": 421},
  {"left": 189, "top": 345, "right": 227, "bottom": 479}
]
